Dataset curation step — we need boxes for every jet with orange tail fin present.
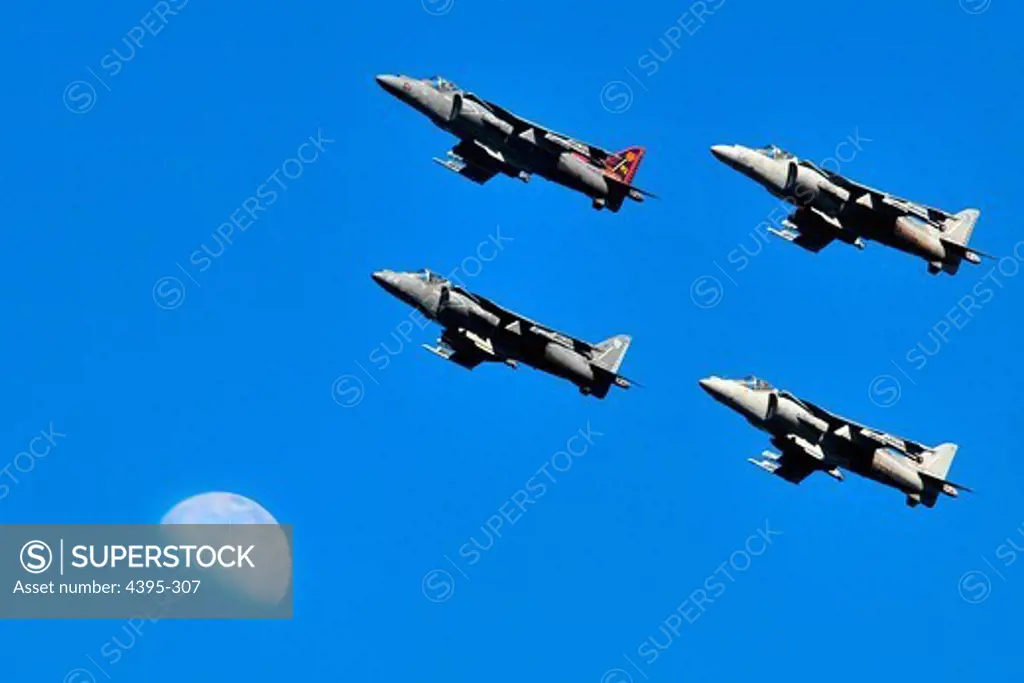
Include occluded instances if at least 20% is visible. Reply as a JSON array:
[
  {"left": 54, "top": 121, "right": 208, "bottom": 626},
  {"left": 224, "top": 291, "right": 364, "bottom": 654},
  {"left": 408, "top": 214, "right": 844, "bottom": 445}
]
[{"left": 376, "top": 74, "right": 656, "bottom": 212}]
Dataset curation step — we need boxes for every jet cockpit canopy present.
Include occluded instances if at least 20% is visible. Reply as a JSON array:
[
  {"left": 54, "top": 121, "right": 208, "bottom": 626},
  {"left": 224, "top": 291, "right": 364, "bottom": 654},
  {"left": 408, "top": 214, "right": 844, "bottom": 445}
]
[
  {"left": 753, "top": 145, "right": 795, "bottom": 161},
  {"left": 738, "top": 375, "right": 773, "bottom": 391},
  {"left": 426, "top": 76, "right": 458, "bottom": 92},
  {"left": 413, "top": 269, "right": 447, "bottom": 284}
]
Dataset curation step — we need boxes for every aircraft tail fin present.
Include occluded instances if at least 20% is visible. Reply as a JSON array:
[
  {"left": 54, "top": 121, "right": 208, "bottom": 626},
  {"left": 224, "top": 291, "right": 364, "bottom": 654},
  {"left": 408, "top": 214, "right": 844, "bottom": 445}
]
[
  {"left": 943, "top": 209, "right": 980, "bottom": 247},
  {"left": 605, "top": 147, "right": 646, "bottom": 185},
  {"left": 924, "top": 443, "right": 958, "bottom": 479},
  {"left": 591, "top": 335, "right": 631, "bottom": 375},
  {"left": 590, "top": 335, "right": 640, "bottom": 392},
  {"left": 920, "top": 443, "right": 972, "bottom": 495},
  {"left": 940, "top": 209, "right": 993, "bottom": 264}
]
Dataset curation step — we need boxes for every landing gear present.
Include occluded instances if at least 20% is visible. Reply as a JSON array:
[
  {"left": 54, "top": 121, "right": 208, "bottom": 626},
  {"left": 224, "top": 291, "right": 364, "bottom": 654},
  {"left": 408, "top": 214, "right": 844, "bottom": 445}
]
[
  {"left": 579, "top": 386, "right": 592, "bottom": 396},
  {"left": 927, "top": 262, "right": 942, "bottom": 275},
  {"left": 592, "top": 198, "right": 606, "bottom": 211}
]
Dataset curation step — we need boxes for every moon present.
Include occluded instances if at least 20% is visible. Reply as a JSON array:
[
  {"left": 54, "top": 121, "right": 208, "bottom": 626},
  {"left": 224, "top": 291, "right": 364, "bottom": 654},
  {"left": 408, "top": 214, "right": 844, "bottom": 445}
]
[
  {"left": 160, "top": 491, "right": 291, "bottom": 606},
  {"left": 161, "top": 491, "right": 280, "bottom": 525}
]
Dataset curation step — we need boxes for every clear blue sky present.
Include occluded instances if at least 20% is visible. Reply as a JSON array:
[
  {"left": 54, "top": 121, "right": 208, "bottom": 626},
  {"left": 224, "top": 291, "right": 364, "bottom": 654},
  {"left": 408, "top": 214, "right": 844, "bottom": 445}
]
[{"left": 4, "top": 0, "right": 1024, "bottom": 679}]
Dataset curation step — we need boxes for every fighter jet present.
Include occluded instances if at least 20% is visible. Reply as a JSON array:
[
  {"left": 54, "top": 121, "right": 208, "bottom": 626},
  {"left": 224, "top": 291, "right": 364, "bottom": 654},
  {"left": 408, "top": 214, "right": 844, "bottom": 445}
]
[
  {"left": 699, "top": 375, "right": 971, "bottom": 508},
  {"left": 372, "top": 269, "right": 635, "bottom": 397},
  {"left": 376, "top": 74, "right": 655, "bottom": 212},
  {"left": 710, "top": 144, "right": 991, "bottom": 275}
]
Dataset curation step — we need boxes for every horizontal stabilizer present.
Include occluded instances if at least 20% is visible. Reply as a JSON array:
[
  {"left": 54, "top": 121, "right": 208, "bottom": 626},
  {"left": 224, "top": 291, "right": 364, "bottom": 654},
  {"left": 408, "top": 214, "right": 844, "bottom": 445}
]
[
  {"left": 611, "top": 178, "right": 658, "bottom": 201},
  {"left": 920, "top": 471, "right": 973, "bottom": 495},
  {"left": 628, "top": 184, "right": 658, "bottom": 199},
  {"left": 613, "top": 375, "right": 637, "bottom": 389},
  {"left": 940, "top": 238, "right": 995, "bottom": 262}
]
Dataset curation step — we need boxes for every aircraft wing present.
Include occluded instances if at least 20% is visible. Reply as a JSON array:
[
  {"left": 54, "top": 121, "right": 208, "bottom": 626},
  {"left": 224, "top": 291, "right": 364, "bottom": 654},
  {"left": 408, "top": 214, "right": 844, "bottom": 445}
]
[
  {"left": 433, "top": 140, "right": 506, "bottom": 185},
  {"left": 464, "top": 93, "right": 614, "bottom": 162},
  {"left": 791, "top": 233, "right": 834, "bottom": 252},
  {"left": 852, "top": 427, "right": 931, "bottom": 461},
  {"left": 790, "top": 394, "right": 932, "bottom": 461},
  {"left": 422, "top": 329, "right": 504, "bottom": 370},
  {"left": 773, "top": 207, "right": 865, "bottom": 253},
  {"left": 452, "top": 285, "right": 597, "bottom": 355},
  {"left": 749, "top": 446, "right": 820, "bottom": 484},
  {"left": 805, "top": 161, "right": 956, "bottom": 226},
  {"left": 452, "top": 162, "right": 498, "bottom": 185},
  {"left": 432, "top": 345, "right": 490, "bottom": 370},
  {"left": 784, "top": 212, "right": 836, "bottom": 252}
]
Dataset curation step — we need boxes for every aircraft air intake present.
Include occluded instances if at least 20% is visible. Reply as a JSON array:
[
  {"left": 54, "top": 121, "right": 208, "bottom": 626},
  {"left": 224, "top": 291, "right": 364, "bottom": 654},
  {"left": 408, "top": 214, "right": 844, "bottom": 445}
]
[
  {"left": 765, "top": 393, "right": 778, "bottom": 421},
  {"left": 447, "top": 93, "right": 462, "bottom": 122}
]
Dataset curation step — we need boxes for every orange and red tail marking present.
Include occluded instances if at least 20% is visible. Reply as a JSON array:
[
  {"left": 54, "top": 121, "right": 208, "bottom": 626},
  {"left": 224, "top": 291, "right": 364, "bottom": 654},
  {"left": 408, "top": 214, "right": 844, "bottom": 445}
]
[{"left": 604, "top": 146, "right": 646, "bottom": 184}]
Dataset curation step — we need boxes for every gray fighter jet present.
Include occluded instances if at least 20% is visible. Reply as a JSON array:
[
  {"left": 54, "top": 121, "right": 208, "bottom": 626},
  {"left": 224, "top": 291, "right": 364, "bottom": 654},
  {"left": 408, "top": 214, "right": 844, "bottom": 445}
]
[
  {"left": 373, "top": 269, "right": 634, "bottom": 397},
  {"left": 710, "top": 144, "right": 990, "bottom": 275},
  {"left": 376, "top": 74, "right": 654, "bottom": 211},
  {"left": 699, "top": 375, "right": 970, "bottom": 507}
]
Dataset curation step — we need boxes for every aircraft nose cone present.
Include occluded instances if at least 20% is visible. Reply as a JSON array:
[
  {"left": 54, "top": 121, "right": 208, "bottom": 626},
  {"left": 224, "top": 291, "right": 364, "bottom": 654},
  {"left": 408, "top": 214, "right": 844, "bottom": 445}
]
[
  {"left": 710, "top": 145, "right": 732, "bottom": 162},
  {"left": 710, "top": 145, "right": 749, "bottom": 173},
  {"left": 699, "top": 376, "right": 724, "bottom": 397},
  {"left": 373, "top": 270, "right": 406, "bottom": 299},
  {"left": 375, "top": 74, "right": 403, "bottom": 96}
]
